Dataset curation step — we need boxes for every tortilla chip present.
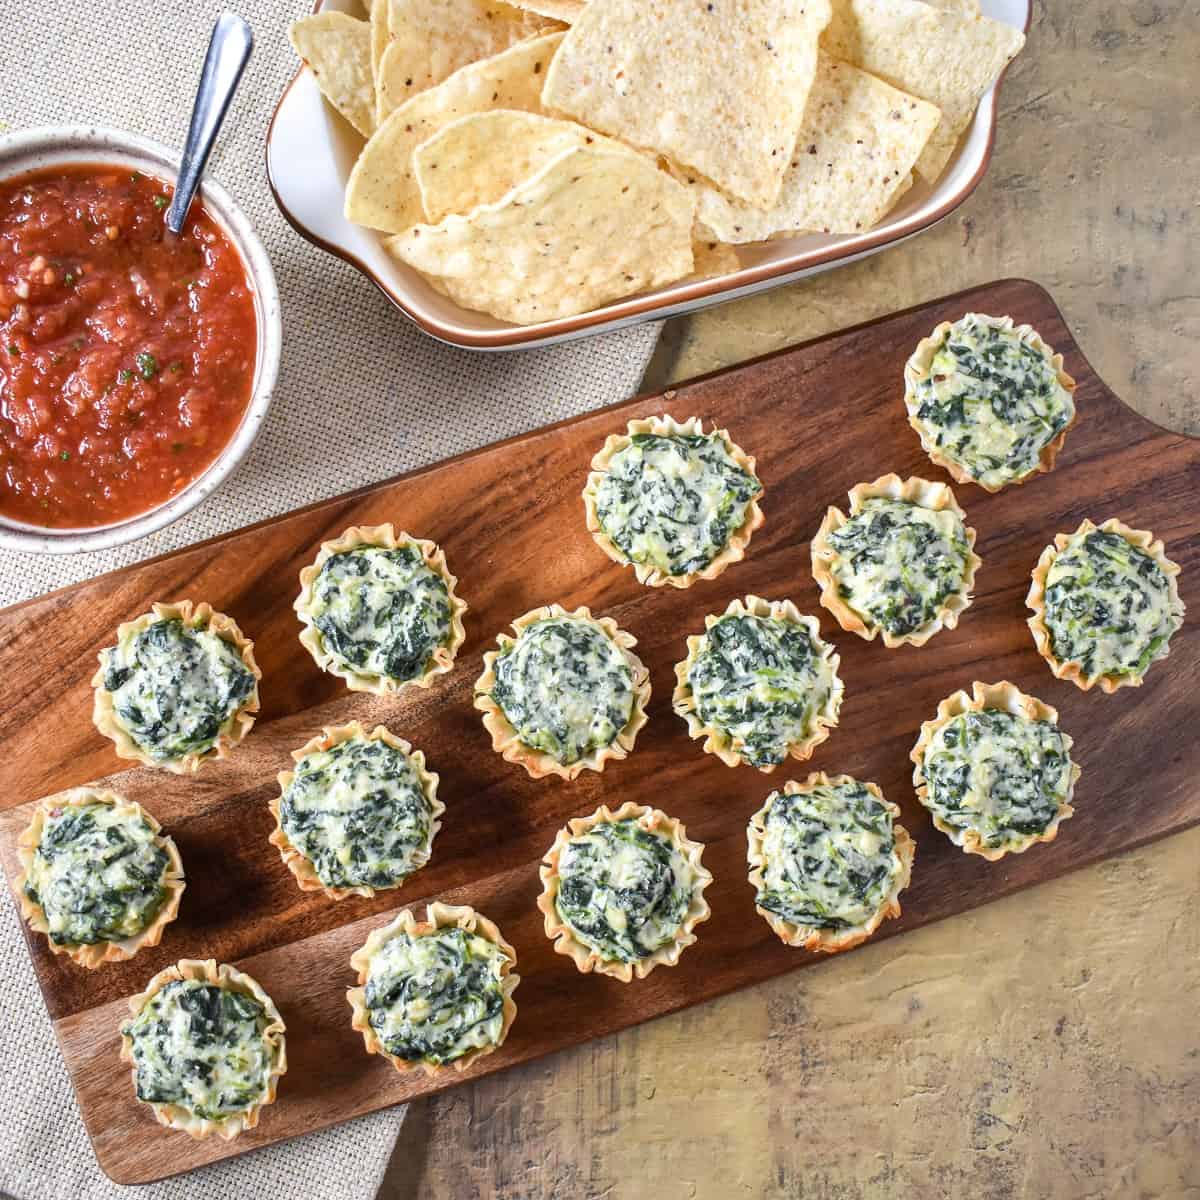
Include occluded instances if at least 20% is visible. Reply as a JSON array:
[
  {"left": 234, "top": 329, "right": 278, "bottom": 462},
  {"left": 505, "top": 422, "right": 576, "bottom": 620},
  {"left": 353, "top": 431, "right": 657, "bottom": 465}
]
[
  {"left": 386, "top": 143, "right": 695, "bottom": 324},
  {"left": 370, "top": 0, "right": 389, "bottom": 118},
  {"left": 376, "top": 0, "right": 559, "bottom": 118},
  {"left": 688, "top": 239, "right": 740, "bottom": 280},
  {"left": 541, "top": 0, "right": 831, "bottom": 210},
  {"left": 346, "top": 33, "right": 565, "bottom": 233},
  {"left": 821, "top": 0, "right": 1023, "bottom": 181},
  {"left": 289, "top": 12, "right": 376, "bottom": 138},
  {"left": 415, "top": 110, "right": 604, "bottom": 221},
  {"left": 684, "top": 55, "right": 941, "bottom": 242},
  {"left": 925, "top": 0, "right": 980, "bottom": 13},
  {"left": 509, "top": 0, "right": 586, "bottom": 20}
]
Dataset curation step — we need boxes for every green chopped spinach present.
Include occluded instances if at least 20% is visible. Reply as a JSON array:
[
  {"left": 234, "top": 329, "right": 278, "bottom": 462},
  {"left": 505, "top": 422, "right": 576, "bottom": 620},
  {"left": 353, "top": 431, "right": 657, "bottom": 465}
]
[
  {"left": 921, "top": 709, "right": 1073, "bottom": 850},
  {"left": 123, "top": 980, "right": 276, "bottom": 1119},
  {"left": 554, "top": 818, "right": 691, "bottom": 962},
  {"left": 826, "top": 497, "right": 971, "bottom": 637},
  {"left": 1042, "top": 528, "right": 1180, "bottom": 681},
  {"left": 593, "top": 430, "right": 762, "bottom": 577},
  {"left": 910, "top": 315, "right": 1074, "bottom": 489},
  {"left": 308, "top": 544, "right": 452, "bottom": 683},
  {"left": 280, "top": 735, "right": 436, "bottom": 890},
  {"left": 25, "top": 800, "right": 169, "bottom": 946},
  {"left": 100, "top": 617, "right": 255, "bottom": 762},
  {"left": 364, "top": 927, "right": 506, "bottom": 1065},
  {"left": 490, "top": 616, "right": 634, "bottom": 766},
  {"left": 755, "top": 780, "right": 897, "bottom": 930},
  {"left": 685, "top": 612, "right": 836, "bottom": 768}
]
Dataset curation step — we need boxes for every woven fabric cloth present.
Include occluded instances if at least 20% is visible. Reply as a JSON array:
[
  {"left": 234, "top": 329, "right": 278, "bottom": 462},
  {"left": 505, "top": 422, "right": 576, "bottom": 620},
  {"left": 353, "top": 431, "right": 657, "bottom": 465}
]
[{"left": 0, "top": 1, "right": 661, "bottom": 1195}]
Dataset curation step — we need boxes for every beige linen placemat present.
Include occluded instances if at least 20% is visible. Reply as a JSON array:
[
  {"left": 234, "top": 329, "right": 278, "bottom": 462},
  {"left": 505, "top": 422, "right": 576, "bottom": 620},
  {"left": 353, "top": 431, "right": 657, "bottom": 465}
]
[{"left": 0, "top": 1, "right": 661, "bottom": 1195}]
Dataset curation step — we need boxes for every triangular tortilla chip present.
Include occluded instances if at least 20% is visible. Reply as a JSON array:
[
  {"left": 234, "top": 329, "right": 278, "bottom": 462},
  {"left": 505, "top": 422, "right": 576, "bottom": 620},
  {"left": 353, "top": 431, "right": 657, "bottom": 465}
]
[
  {"left": 386, "top": 143, "right": 695, "bottom": 324},
  {"left": 821, "top": 0, "right": 1023, "bottom": 181},
  {"left": 541, "top": 0, "right": 832, "bottom": 210},
  {"left": 509, "top": 0, "right": 586, "bottom": 20},
  {"left": 290, "top": 12, "right": 376, "bottom": 139},
  {"left": 376, "top": 0, "right": 560, "bottom": 118},
  {"left": 346, "top": 33, "right": 565, "bottom": 233},
  {"left": 414, "top": 110, "right": 604, "bottom": 222},
  {"left": 684, "top": 55, "right": 941, "bottom": 241}
]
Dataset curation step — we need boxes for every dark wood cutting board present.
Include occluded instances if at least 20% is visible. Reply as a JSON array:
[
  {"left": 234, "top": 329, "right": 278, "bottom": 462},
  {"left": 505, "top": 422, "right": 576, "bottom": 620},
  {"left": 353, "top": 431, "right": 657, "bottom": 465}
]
[{"left": 2, "top": 279, "right": 1196, "bottom": 1185}]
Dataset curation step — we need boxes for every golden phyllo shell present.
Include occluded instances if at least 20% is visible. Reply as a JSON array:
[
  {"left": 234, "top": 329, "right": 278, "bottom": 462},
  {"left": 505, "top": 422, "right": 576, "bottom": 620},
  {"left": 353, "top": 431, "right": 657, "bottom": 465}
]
[
  {"left": 295, "top": 524, "right": 467, "bottom": 695},
  {"left": 16, "top": 787, "right": 185, "bottom": 969},
  {"left": 537, "top": 801, "right": 713, "bottom": 982}
]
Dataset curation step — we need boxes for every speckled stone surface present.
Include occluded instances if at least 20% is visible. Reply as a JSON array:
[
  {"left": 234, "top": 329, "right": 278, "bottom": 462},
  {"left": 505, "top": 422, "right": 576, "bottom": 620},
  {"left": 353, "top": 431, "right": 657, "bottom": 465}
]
[{"left": 378, "top": 2, "right": 1200, "bottom": 1195}]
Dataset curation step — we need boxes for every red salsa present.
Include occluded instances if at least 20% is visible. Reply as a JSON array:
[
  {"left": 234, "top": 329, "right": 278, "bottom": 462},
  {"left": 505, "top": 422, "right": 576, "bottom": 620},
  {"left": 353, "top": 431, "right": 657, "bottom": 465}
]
[{"left": 0, "top": 164, "right": 257, "bottom": 529}]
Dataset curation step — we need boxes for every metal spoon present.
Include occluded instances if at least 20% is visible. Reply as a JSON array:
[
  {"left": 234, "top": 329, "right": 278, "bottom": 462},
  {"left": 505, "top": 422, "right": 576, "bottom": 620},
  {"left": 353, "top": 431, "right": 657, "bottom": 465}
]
[{"left": 165, "top": 12, "right": 254, "bottom": 235}]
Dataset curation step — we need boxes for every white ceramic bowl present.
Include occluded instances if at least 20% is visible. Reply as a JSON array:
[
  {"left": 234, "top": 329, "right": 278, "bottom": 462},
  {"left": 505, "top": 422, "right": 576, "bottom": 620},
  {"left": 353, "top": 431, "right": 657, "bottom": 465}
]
[
  {"left": 0, "top": 125, "right": 281, "bottom": 555},
  {"left": 268, "top": 0, "right": 1029, "bottom": 351}
]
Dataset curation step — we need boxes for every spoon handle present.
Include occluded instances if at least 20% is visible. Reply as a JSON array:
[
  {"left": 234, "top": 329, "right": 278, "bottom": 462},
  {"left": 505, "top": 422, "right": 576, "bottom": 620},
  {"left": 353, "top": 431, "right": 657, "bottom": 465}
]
[{"left": 166, "top": 11, "right": 253, "bottom": 235}]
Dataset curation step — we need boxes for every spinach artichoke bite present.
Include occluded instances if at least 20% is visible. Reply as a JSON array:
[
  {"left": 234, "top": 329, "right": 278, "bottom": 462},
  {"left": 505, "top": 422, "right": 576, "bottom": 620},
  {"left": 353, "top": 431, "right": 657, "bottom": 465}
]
[
  {"left": 537, "top": 801, "right": 712, "bottom": 983},
  {"left": 92, "top": 600, "right": 261, "bottom": 774},
  {"left": 1027, "top": 517, "right": 1184, "bottom": 693},
  {"left": 269, "top": 721, "right": 443, "bottom": 900},
  {"left": 747, "top": 773, "right": 914, "bottom": 954},
  {"left": 911, "top": 681, "right": 1081, "bottom": 861},
  {"left": 582, "top": 414, "right": 765, "bottom": 588},
  {"left": 295, "top": 524, "right": 467, "bottom": 695},
  {"left": 474, "top": 604, "right": 651, "bottom": 780},
  {"left": 903, "top": 312, "right": 1077, "bottom": 492},
  {"left": 119, "top": 958, "right": 287, "bottom": 1140},
  {"left": 348, "top": 902, "right": 519, "bottom": 1076},
  {"left": 673, "top": 595, "right": 844, "bottom": 772},
  {"left": 811, "top": 473, "right": 981, "bottom": 647},
  {"left": 16, "top": 787, "right": 185, "bottom": 969}
]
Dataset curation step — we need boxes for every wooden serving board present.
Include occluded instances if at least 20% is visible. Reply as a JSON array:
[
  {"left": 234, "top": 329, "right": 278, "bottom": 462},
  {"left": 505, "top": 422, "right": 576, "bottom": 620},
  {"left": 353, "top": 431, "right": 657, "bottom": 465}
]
[{"left": 2, "top": 279, "right": 1197, "bottom": 1185}]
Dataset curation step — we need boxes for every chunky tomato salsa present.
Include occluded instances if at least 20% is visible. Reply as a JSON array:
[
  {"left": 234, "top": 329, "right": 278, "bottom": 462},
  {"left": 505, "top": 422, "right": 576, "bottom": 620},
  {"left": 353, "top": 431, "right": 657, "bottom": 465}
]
[{"left": 0, "top": 164, "right": 257, "bottom": 529}]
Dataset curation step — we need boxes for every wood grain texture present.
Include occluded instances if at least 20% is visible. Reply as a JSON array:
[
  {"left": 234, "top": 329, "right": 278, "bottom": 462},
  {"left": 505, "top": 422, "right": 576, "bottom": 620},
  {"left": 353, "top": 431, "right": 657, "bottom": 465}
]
[{"left": 1, "top": 278, "right": 1196, "bottom": 1185}]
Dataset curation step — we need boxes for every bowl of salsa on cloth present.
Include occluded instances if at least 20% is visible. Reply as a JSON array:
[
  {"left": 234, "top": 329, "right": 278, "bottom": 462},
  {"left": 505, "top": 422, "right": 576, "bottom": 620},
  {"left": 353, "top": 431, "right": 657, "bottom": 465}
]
[{"left": 0, "top": 126, "right": 280, "bottom": 554}]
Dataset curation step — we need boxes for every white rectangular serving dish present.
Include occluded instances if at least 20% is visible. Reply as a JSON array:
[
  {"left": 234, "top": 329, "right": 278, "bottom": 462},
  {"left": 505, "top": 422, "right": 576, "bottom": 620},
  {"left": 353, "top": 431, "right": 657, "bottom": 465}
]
[{"left": 266, "top": 0, "right": 1030, "bottom": 350}]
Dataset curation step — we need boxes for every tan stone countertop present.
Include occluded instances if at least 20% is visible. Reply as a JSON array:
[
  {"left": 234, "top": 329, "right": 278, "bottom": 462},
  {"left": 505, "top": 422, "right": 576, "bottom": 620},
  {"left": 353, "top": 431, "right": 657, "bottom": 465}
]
[{"left": 380, "top": 3, "right": 1199, "bottom": 1195}]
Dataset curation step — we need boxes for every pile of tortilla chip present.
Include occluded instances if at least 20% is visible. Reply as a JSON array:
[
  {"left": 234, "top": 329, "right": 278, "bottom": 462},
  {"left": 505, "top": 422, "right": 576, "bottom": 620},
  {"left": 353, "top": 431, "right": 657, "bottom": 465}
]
[{"left": 290, "top": 0, "right": 1024, "bottom": 326}]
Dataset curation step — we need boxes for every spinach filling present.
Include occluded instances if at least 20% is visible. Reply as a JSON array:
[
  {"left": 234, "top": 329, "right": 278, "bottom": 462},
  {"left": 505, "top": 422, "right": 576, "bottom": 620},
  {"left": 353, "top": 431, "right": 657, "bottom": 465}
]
[
  {"left": 364, "top": 927, "right": 506, "bottom": 1065},
  {"left": 825, "top": 497, "right": 971, "bottom": 637},
  {"left": 921, "top": 710, "right": 1073, "bottom": 849},
  {"left": 308, "top": 544, "right": 452, "bottom": 683},
  {"left": 24, "top": 801, "right": 169, "bottom": 946},
  {"left": 101, "top": 618, "right": 255, "bottom": 762},
  {"left": 593, "top": 431, "right": 762, "bottom": 577},
  {"left": 756, "top": 781, "right": 898, "bottom": 930},
  {"left": 1043, "top": 529, "right": 1179, "bottom": 681},
  {"left": 910, "top": 315, "right": 1074, "bottom": 488},
  {"left": 280, "top": 736, "right": 436, "bottom": 890},
  {"left": 554, "top": 819, "right": 692, "bottom": 963},
  {"left": 490, "top": 616, "right": 634, "bottom": 766},
  {"left": 123, "top": 980, "right": 275, "bottom": 1120},
  {"left": 687, "top": 613, "right": 836, "bottom": 768}
]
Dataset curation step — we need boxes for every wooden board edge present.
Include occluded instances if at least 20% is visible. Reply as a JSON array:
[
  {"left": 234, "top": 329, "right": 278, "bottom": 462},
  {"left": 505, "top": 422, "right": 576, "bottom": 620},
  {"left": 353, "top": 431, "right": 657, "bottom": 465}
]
[
  {"left": 82, "top": 804, "right": 1200, "bottom": 1185},
  {"left": 3, "top": 278, "right": 1192, "bottom": 622}
]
